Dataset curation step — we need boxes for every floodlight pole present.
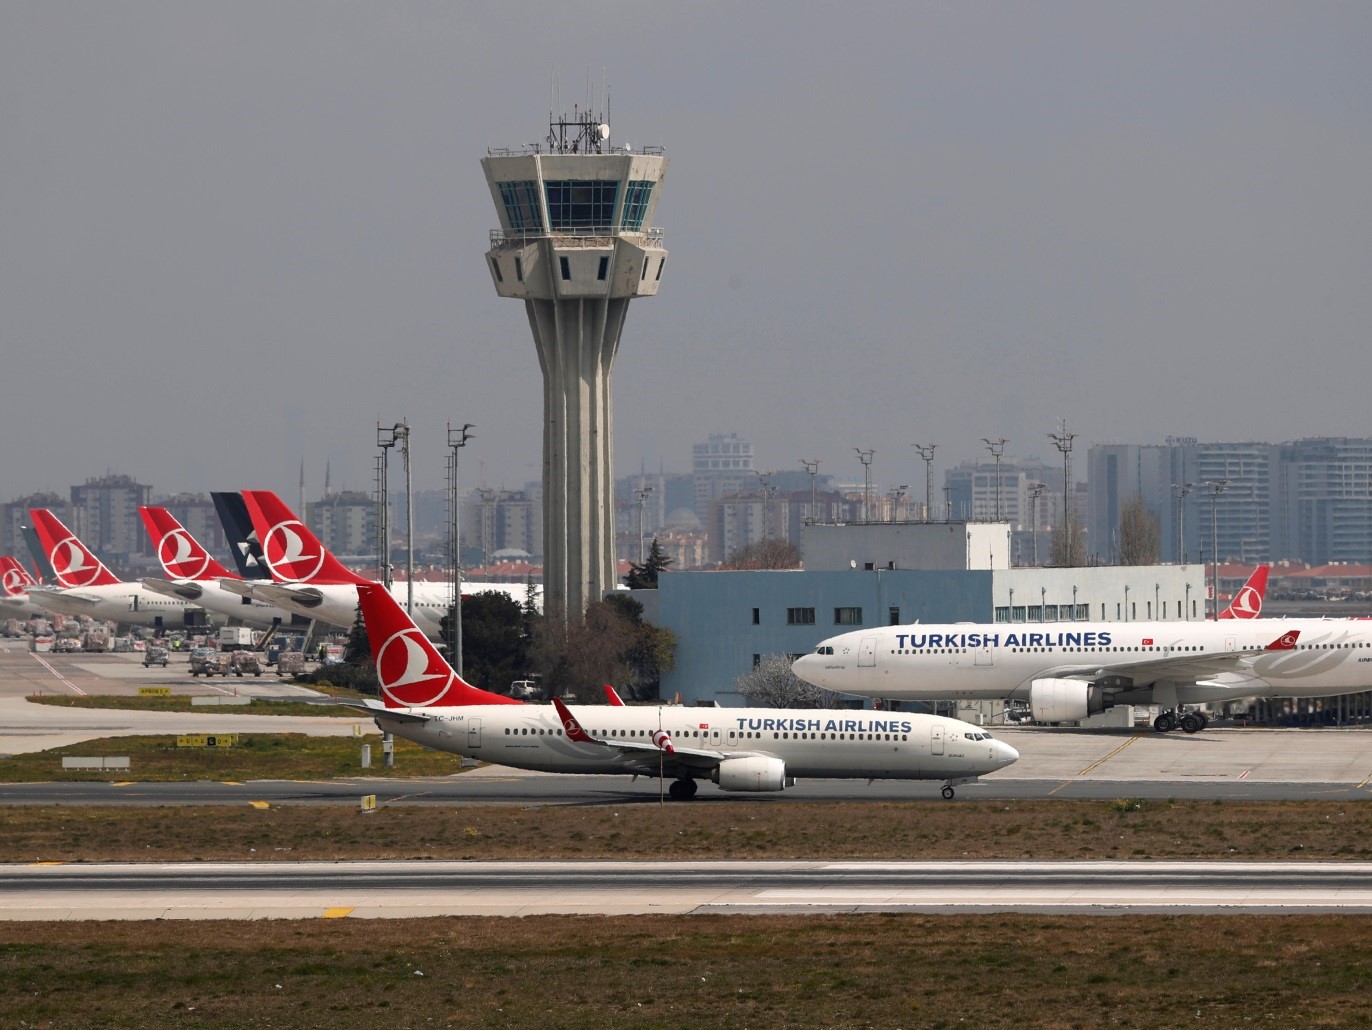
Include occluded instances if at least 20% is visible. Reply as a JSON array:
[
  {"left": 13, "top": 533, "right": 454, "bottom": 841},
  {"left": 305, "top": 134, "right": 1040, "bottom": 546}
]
[
  {"left": 982, "top": 437, "right": 1007, "bottom": 521},
  {"left": 854, "top": 448, "right": 875, "bottom": 524},
  {"left": 1204, "top": 479, "right": 1228, "bottom": 619},
  {"left": 635, "top": 484, "right": 654, "bottom": 562},
  {"left": 447, "top": 422, "right": 475, "bottom": 675},
  {"left": 1049, "top": 426, "right": 1076, "bottom": 566},
  {"left": 912, "top": 443, "right": 936, "bottom": 523},
  {"left": 376, "top": 424, "right": 398, "bottom": 590},
  {"left": 1172, "top": 482, "right": 1194, "bottom": 563},
  {"left": 800, "top": 458, "right": 821, "bottom": 525},
  {"left": 1027, "top": 482, "right": 1046, "bottom": 566}
]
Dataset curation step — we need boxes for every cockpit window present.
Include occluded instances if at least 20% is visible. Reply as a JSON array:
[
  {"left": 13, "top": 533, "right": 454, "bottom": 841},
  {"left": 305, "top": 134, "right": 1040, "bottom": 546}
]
[{"left": 814, "top": 646, "right": 834, "bottom": 655}]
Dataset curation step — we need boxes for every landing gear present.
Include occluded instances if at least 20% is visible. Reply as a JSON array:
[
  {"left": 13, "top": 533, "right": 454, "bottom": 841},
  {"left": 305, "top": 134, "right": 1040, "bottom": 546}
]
[
  {"left": 1154, "top": 708, "right": 1210, "bottom": 734},
  {"left": 667, "top": 778, "right": 698, "bottom": 801},
  {"left": 941, "top": 785, "right": 956, "bottom": 800}
]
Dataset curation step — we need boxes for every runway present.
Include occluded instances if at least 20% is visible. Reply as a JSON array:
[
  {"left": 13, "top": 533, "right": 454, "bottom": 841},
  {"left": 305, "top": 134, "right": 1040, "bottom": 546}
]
[{"left": 3, "top": 859, "right": 1370, "bottom": 919}]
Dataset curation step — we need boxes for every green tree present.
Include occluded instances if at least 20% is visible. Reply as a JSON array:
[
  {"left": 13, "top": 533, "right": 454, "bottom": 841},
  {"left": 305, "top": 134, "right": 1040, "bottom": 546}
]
[
  {"left": 440, "top": 591, "right": 531, "bottom": 693},
  {"left": 531, "top": 597, "right": 676, "bottom": 701},
  {"left": 624, "top": 538, "right": 673, "bottom": 588}
]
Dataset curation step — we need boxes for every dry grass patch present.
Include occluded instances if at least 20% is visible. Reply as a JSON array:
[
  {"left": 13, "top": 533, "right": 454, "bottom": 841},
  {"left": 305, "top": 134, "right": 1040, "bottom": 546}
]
[
  {"left": 0, "top": 914, "right": 1367, "bottom": 1027},
  {"left": 1, "top": 800, "right": 1367, "bottom": 862}
]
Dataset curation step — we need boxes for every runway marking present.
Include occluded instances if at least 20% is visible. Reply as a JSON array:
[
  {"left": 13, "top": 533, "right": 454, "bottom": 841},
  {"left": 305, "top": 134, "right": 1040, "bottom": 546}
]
[
  {"left": 1077, "top": 734, "right": 1142, "bottom": 777},
  {"left": 322, "top": 907, "right": 354, "bottom": 919},
  {"left": 1238, "top": 770, "right": 1250, "bottom": 780},
  {"left": 1047, "top": 780, "right": 1075, "bottom": 795},
  {"left": 249, "top": 801, "right": 270, "bottom": 810},
  {"left": 1357, "top": 772, "right": 1372, "bottom": 791},
  {"left": 29, "top": 861, "right": 65, "bottom": 867},
  {"left": 30, "top": 653, "right": 86, "bottom": 695},
  {"left": 222, "top": 780, "right": 243, "bottom": 786},
  {"left": 111, "top": 782, "right": 133, "bottom": 787}
]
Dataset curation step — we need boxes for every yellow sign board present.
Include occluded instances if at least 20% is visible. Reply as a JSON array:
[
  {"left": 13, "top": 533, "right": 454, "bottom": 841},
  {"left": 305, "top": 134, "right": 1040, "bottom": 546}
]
[
  {"left": 176, "top": 734, "right": 237, "bottom": 748},
  {"left": 139, "top": 687, "right": 172, "bottom": 697},
  {"left": 359, "top": 794, "right": 377, "bottom": 814}
]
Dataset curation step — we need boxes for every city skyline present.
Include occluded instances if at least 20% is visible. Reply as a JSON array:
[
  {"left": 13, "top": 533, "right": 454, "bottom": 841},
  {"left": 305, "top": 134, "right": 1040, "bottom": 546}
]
[{"left": 2, "top": 4, "right": 1369, "bottom": 503}]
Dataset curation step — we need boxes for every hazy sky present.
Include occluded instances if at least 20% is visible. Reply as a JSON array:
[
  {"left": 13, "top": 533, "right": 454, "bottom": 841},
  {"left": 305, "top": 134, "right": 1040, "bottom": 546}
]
[{"left": 2, "top": 2, "right": 1369, "bottom": 502}]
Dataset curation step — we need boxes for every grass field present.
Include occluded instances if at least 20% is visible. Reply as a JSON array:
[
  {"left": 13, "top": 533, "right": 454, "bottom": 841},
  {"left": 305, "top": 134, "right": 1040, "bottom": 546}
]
[
  {"left": 0, "top": 914, "right": 1367, "bottom": 1027},
  {"left": 26, "top": 693, "right": 355, "bottom": 717},
  {"left": 0, "top": 733, "right": 467, "bottom": 783},
  {"left": 1, "top": 799, "right": 1367, "bottom": 863}
]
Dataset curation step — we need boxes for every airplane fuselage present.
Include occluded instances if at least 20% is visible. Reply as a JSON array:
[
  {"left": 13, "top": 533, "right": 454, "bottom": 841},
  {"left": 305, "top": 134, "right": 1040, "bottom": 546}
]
[
  {"left": 142, "top": 578, "right": 307, "bottom": 631},
  {"left": 26, "top": 584, "right": 208, "bottom": 629},
  {"left": 369, "top": 703, "right": 1017, "bottom": 785},
  {"left": 794, "top": 618, "right": 1372, "bottom": 709}
]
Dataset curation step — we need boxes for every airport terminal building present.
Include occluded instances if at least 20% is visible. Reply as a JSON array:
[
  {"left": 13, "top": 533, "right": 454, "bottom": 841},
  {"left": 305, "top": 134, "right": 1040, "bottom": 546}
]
[{"left": 652, "top": 522, "right": 1206, "bottom": 707}]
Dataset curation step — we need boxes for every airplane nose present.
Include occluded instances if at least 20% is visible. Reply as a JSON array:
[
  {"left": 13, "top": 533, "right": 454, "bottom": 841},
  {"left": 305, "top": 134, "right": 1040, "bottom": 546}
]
[
  {"left": 995, "top": 741, "right": 1019, "bottom": 768},
  {"left": 792, "top": 653, "right": 824, "bottom": 688}
]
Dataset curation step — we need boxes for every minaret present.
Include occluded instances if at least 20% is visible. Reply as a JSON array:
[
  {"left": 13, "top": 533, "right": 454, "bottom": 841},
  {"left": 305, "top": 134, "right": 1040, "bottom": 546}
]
[{"left": 482, "top": 110, "right": 667, "bottom": 616}]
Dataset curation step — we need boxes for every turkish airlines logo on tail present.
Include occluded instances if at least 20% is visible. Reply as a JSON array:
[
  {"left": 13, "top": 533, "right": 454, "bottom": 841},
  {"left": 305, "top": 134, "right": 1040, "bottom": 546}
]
[
  {"left": 262, "top": 521, "right": 325, "bottom": 582},
  {"left": 1230, "top": 585, "right": 1262, "bottom": 618},
  {"left": 1, "top": 569, "right": 24, "bottom": 596},
  {"left": 52, "top": 536, "right": 103, "bottom": 587},
  {"left": 157, "top": 529, "right": 211, "bottom": 580},
  {"left": 376, "top": 627, "right": 454, "bottom": 708}
]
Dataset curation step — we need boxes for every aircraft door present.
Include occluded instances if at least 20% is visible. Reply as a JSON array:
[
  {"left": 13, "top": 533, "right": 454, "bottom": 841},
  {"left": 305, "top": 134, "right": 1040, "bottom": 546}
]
[
  {"left": 467, "top": 718, "right": 482, "bottom": 750},
  {"left": 931, "top": 723, "right": 944, "bottom": 756},
  {"left": 974, "top": 643, "right": 993, "bottom": 667},
  {"left": 1225, "top": 635, "right": 1237, "bottom": 652},
  {"left": 858, "top": 637, "right": 877, "bottom": 668}
]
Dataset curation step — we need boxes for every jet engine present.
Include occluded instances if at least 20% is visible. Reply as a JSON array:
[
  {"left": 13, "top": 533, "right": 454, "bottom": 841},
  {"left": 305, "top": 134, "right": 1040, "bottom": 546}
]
[
  {"left": 1029, "top": 678, "right": 1106, "bottom": 724},
  {"left": 711, "top": 756, "right": 792, "bottom": 792}
]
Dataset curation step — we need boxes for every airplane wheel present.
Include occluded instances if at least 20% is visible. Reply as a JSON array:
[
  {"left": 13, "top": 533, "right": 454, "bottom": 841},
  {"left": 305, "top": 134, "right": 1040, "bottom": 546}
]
[
  {"left": 941, "top": 785, "right": 955, "bottom": 800},
  {"left": 1153, "top": 713, "right": 1175, "bottom": 733},
  {"left": 668, "top": 780, "right": 688, "bottom": 801},
  {"left": 1181, "top": 713, "right": 1204, "bottom": 734},
  {"left": 685, "top": 779, "right": 698, "bottom": 798}
]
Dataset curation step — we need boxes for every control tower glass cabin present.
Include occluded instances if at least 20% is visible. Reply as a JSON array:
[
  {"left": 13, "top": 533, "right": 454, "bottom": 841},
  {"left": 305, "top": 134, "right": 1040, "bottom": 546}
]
[{"left": 482, "top": 114, "right": 667, "bottom": 617}]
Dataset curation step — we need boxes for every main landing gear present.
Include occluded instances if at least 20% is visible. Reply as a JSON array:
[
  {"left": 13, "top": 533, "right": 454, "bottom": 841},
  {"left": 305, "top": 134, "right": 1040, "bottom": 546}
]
[
  {"left": 1153, "top": 709, "right": 1210, "bottom": 735},
  {"left": 667, "top": 778, "right": 698, "bottom": 801}
]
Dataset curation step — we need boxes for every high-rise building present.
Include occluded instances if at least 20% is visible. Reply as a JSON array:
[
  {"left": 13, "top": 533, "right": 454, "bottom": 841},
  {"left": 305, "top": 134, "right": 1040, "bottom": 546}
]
[
  {"left": 306, "top": 491, "right": 376, "bottom": 558},
  {"left": 693, "top": 433, "right": 755, "bottom": 523},
  {"left": 70, "top": 474, "right": 153, "bottom": 562},
  {"left": 1273, "top": 437, "right": 1372, "bottom": 564},
  {"left": 482, "top": 110, "right": 668, "bottom": 616}
]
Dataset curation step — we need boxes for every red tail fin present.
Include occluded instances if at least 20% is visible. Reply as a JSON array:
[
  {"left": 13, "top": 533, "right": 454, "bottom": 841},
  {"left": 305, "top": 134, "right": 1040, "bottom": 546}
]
[
  {"left": 602, "top": 683, "right": 626, "bottom": 706},
  {"left": 0, "top": 555, "right": 37, "bottom": 596},
  {"left": 27, "top": 510, "right": 121, "bottom": 588},
  {"left": 138, "top": 507, "right": 235, "bottom": 581},
  {"left": 240, "top": 491, "right": 366, "bottom": 585},
  {"left": 356, "top": 583, "right": 522, "bottom": 708},
  {"left": 1219, "top": 566, "right": 1268, "bottom": 620}
]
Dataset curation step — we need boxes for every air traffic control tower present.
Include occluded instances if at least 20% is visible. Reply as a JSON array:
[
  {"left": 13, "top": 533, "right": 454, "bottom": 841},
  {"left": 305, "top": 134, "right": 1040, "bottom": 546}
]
[{"left": 482, "top": 113, "right": 667, "bottom": 616}]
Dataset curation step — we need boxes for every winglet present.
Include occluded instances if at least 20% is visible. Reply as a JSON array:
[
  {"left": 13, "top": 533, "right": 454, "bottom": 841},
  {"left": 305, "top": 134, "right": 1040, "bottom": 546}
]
[
  {"left": 1266, "top": 630, "right": 1299, "bottom": 651},
  {"left": 601, "top": 683, "right": 626, "bottom": 706},
  {"left": 552, "top": 696, "right": 596, "bottom": 743},
  {"left": 1219, "top": 566, "right": 1268, "bottom": 620}
]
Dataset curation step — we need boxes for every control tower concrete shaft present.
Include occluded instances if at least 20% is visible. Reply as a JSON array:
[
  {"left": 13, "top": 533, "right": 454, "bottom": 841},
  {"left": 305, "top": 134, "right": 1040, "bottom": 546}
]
[{"left": 482, "top": 116, "right": 667, "bottom": 616}]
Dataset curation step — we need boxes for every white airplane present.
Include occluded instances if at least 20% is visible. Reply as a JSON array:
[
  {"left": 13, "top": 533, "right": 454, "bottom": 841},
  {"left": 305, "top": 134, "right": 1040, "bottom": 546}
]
[
  {"left": 794, "top": 609, "right": 1372, "bottom": 734},
  {"left": 136, "top": 506, "right": 310, "bottom": 632},
  {"left": 343, "top": 582, "right": 1018, "bottom": 800},
  {"left": 0, "top": 556, "right": 47, "bottom": 618},
  {"left": 24, "top": 509, "right": 210, "bottom": 630},
  {"left": 227, "top": 490, "right": 534, "bottom": 639}
]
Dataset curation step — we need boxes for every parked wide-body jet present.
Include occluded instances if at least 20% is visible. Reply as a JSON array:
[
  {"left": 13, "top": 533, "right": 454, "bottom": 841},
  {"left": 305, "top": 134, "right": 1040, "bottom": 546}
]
[
  {"left": 228, "top": 490, "right": 535, "bottom": 639},
  {"left": 25, "top": 509, "right": 209, "bottom": 630},
  {"left": 0, "top": 556, "right": 47, "bottom": 618},
  {"left": 794, "top": 612, "right": 1372, "bottom": 734},
  {"left": 345, "top": 583, "right": 1017, "bottom": 799},
  {"left": 137, "top": 506, "right": 309, "bottom": 631}
]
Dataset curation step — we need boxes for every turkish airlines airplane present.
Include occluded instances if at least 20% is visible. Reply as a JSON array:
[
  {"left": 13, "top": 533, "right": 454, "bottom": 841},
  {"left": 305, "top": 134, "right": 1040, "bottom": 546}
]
[
  {"left": 0, "top": 556, "right": 46, "bottom": 617},
  {"left": 794, "top": 608, "right": 1372, "bottom": 733},
  {"left": 229, "top": 490, "right": 535, "bottom": 639},
  {"left": 346, "top": 583, "right": 1018, "bottom": 799},
  {"left": 25, "top": 509, "right": 209, "bottom": 630},
  {"left": 136, "top": 506, "right": 309, "bottom": 631}
]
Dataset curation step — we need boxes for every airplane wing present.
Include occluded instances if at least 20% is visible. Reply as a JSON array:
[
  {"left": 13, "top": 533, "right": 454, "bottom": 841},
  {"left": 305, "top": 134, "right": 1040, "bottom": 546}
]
[
  {"left": 328, "top": 696, "right": 432, "bottom": 725},
  {"left": 1031, "top": 630, "right": 1300, "bottom": 685},
  {"left": 141, "top": 577, "right": 204, "bottom": 602},
  {"left": 28, "top": 586, "right": 100, "bottom": 608},
  {"left": 239, "top": 582, "right": 326, "bottom": 610},
  {"left": 552, "top": 697, "right": 730, "bottom": 774}
]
